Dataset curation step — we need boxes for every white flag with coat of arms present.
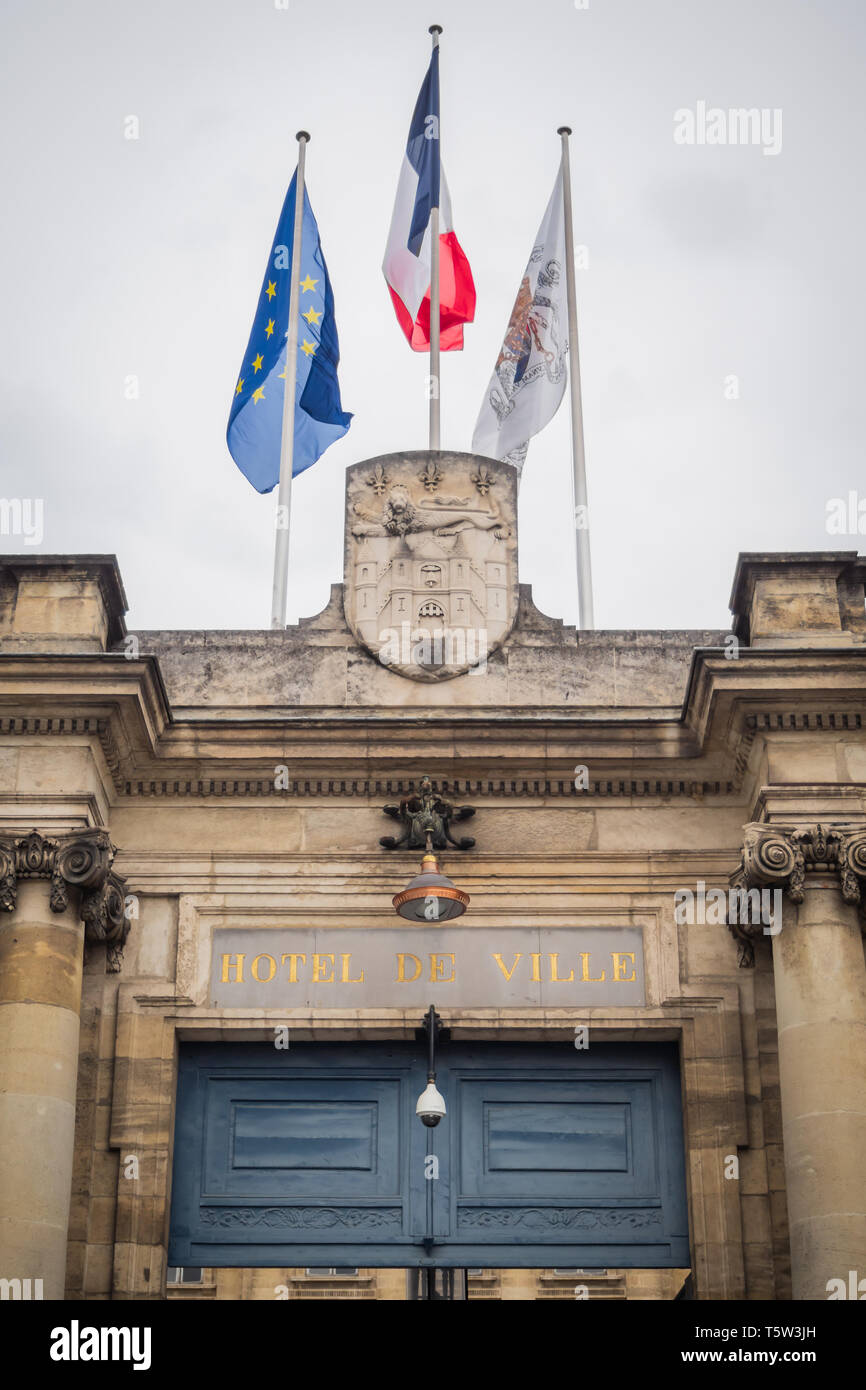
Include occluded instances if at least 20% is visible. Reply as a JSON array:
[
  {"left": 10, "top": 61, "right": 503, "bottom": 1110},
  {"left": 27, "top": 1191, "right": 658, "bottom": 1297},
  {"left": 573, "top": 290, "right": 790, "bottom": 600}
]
[{"left": 471, "top": 174, "right": 569, "bottom": 474}]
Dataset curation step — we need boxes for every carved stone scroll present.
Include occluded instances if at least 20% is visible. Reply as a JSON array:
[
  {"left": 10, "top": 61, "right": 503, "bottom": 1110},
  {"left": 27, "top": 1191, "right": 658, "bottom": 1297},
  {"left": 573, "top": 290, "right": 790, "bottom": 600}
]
[
  {"left": 0, "top": 828, "right": 130, "bottom": 972},
  {"left": 731, "top": 821, "right": 866, "bottom": 967}
]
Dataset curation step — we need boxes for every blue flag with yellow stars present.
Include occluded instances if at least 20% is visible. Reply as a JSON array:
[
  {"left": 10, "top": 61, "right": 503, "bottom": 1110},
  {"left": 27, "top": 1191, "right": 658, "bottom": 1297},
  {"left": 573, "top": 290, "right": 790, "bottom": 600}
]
[{"left": 227, "top": 170, "right": 352, "bottom": 493}]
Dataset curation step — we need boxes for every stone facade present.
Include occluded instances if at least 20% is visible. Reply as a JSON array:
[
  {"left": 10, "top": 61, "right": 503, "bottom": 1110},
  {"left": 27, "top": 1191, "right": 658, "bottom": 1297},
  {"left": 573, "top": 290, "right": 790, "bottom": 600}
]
[
  {"left": 165, "top": 1266, "right": 688, "bottom": 1300},
  {"left": 1, "top": 486, "right": 865, "bottom": 1301}
]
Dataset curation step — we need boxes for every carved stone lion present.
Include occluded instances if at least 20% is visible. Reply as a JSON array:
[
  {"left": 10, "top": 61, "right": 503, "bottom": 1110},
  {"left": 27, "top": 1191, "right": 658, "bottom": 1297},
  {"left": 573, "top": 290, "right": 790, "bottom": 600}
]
[{"left": 352, "top": 485, "right": 509, "bottom": 542}]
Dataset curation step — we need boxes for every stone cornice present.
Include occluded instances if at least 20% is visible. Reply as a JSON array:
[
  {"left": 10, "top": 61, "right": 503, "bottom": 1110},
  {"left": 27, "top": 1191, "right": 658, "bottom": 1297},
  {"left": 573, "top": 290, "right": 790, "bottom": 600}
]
[
  {"left": 0, "top": 828, "right": 130, "bottom": 971},
  {"left": 682, "top": 648, "right": 866, "bottom": 744},
  {"left": 1, "top": 647, "right": 866, "bottom": 798},
  {"left": 0, "top": 654, "right": 171, "bottom": 799},
  {"left": 750, "top": 784, "right": 866, "bottom": 822},
  {"left": 0, "top": 653, "right": 171, "bottom": 730}
]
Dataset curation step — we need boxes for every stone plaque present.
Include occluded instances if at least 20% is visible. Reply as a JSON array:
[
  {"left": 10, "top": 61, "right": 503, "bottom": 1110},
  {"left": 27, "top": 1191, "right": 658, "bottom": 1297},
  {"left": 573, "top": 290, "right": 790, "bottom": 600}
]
[
  {"left": 210, "top": 928, "right": 645, "bottom": 1008},
  {"left": 343, "top": 450, "right": 518, "bottom": 680}
]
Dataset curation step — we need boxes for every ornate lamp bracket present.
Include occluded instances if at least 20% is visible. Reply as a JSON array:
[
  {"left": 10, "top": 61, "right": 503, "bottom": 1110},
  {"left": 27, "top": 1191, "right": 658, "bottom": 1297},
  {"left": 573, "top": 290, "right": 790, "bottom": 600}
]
[{"left": 380, "top": 776, "right": 476, "bottom": 852}]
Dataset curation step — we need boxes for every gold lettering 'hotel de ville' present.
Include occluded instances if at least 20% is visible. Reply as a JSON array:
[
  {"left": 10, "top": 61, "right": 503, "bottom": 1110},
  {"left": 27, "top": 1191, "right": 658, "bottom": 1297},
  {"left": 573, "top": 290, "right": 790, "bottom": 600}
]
[{"left": 1, "top": 450, "right": 866, "bottom": 1301}]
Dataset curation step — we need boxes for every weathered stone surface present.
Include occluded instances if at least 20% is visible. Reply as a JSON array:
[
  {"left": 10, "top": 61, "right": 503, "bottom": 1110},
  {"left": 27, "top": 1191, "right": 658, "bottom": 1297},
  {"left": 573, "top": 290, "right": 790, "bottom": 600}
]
[
  {"left": 1, "top": 537, "right": 865, "bottom": 1301},
  {"left": 127, "top": 606, "right": 726, "bottom": 712},
  {"left": 0, "top": 556, "right": 126, "bottom": 652},
  {"left": 730, "top": 552, "right": 866, "bottom": 647},
  {"left": 344, "top": 452, "right": 518, "bottom": 680}
]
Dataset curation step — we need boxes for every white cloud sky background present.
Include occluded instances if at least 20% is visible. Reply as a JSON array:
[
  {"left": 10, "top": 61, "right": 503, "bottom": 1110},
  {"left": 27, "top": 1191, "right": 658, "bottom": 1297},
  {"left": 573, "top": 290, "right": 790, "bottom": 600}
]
[{"left": 1, "top": 0, "right": 863, "bottom": 632}]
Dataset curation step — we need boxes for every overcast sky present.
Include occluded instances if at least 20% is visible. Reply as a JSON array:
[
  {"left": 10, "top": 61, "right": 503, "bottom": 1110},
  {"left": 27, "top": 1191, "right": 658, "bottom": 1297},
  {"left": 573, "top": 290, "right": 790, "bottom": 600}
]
[{"left": 2, "top": 0, "right": 864, "bottom": 632}]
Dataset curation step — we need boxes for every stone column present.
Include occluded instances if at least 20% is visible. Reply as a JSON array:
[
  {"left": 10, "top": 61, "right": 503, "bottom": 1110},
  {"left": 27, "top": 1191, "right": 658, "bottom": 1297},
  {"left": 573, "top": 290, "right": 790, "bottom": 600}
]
[
  {"left": 0, "top": 830, "right": 128, "bottom": 1299},
  {"left": 734, "top": 823, "right": 866, "bottom": 1300}
]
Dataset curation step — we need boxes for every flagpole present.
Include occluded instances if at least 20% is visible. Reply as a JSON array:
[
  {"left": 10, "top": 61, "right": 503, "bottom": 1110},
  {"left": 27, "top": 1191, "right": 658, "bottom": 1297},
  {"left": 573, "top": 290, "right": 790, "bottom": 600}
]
[
  {"left": 428, "top": 24, "right": 442, "bottom": 451},
  {"left": 557, "top": 125, "right": 595, "bottom": 630},
  {"left": 270, "top": 129, "right": 309, "bottom": 630}
]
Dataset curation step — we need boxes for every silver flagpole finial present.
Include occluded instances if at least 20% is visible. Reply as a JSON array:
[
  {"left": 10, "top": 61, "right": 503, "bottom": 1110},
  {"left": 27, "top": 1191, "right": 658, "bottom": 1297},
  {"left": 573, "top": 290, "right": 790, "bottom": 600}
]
[
  {"left": 429, "top": 24, "right": 443, "bottom": 37},
  {"left": 296, "top": 130, "right": 311, "bottom": 143}
]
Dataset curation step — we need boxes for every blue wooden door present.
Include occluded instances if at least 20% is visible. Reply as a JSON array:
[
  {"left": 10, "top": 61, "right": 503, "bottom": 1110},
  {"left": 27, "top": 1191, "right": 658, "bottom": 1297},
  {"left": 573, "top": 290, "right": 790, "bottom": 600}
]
[{"left": 169, "top": 1041, "right": 689, "bottom": 1268}]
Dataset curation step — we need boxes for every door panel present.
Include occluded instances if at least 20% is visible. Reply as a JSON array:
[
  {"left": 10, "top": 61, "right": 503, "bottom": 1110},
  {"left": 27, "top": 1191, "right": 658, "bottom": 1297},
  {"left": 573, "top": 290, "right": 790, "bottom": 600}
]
[
  {"left": 458, "top": 1078, "right": 655, "bottom": 1194},
  {"left": 484, "top": 1100, "right": 630, "bottom": 1171},
  {"left": 203, "top": 1076, "right": 402, "bottom": 1194},
  {"left": 171, "top": 1051, "right": 422, "bottom": 1262},
  {"left": 450, "top": 1061, "right": 678, "bottom": 1258},
  {"left": 169, "top": 1041, "right": 689, "bottom": 1268}
]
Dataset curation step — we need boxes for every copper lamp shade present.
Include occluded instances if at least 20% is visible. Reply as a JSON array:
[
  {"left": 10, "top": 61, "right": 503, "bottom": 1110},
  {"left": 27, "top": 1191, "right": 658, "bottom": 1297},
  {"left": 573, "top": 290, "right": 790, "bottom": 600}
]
[{"left": 392, "top": 851, "right": 470, "bottom": 922}]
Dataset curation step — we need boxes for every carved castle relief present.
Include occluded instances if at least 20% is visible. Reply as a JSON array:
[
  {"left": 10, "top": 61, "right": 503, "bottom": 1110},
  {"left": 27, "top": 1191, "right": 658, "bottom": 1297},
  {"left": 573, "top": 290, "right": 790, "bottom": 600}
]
[{"left": 343, "top": 452, "right": 518, "bottom": 680}]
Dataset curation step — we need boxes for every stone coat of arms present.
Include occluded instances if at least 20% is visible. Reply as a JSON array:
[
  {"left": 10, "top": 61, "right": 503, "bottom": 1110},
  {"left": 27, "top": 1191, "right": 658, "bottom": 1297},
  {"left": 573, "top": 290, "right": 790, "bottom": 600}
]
[{"left": 343, "top": 451, "right": 518, "bottom": 680}]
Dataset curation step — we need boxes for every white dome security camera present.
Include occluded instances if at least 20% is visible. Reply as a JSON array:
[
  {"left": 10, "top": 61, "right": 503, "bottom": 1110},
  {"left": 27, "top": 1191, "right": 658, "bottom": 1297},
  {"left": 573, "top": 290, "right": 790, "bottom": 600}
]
[{"left": 416, "top": 1079, "right": 446, "bottom": 1127}]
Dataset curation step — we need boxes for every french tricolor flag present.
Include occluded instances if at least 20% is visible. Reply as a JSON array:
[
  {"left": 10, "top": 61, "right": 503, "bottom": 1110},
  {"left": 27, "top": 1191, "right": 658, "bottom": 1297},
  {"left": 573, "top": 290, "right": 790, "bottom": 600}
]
[{"left": 382, "top": 47, "right": 475, "bottom": 351}]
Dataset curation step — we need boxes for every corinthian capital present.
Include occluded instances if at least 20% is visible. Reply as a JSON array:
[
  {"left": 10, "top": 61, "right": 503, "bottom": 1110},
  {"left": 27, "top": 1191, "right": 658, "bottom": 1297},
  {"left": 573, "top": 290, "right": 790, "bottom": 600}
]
[
  {"left": 837, "top": 828, "right": 866, "bottom": 905},
  {"left": 731, "top": 821, "right": 866, "bottom": 967},
  {"left": 739, "top": 822, "right": 866, "bottom": 895},
  {"left": 0, "top": 828, "right": 130, "bottom": 971},
  {"left": 738, "top": 824, "right": 807, "bottom": 901}
]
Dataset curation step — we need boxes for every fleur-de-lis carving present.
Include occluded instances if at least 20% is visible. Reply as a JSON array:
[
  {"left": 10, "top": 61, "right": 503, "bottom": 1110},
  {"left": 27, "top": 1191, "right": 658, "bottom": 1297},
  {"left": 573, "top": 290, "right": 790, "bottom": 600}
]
[
  {"left": 419, "top": 460, "right": 442, "bottom": 492},
  {"left": 471, "top": 463, "right": 497, "bottom": 496},
  {"left": 366, "top": 464, "right": 389, "bottom": 497}
]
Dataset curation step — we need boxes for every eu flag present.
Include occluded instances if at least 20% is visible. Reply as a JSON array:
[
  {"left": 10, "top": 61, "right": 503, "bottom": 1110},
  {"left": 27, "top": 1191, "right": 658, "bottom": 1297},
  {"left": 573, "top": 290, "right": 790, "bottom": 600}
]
[{"left": 227, "top": 171, "right": 352, "bottom": 493}]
